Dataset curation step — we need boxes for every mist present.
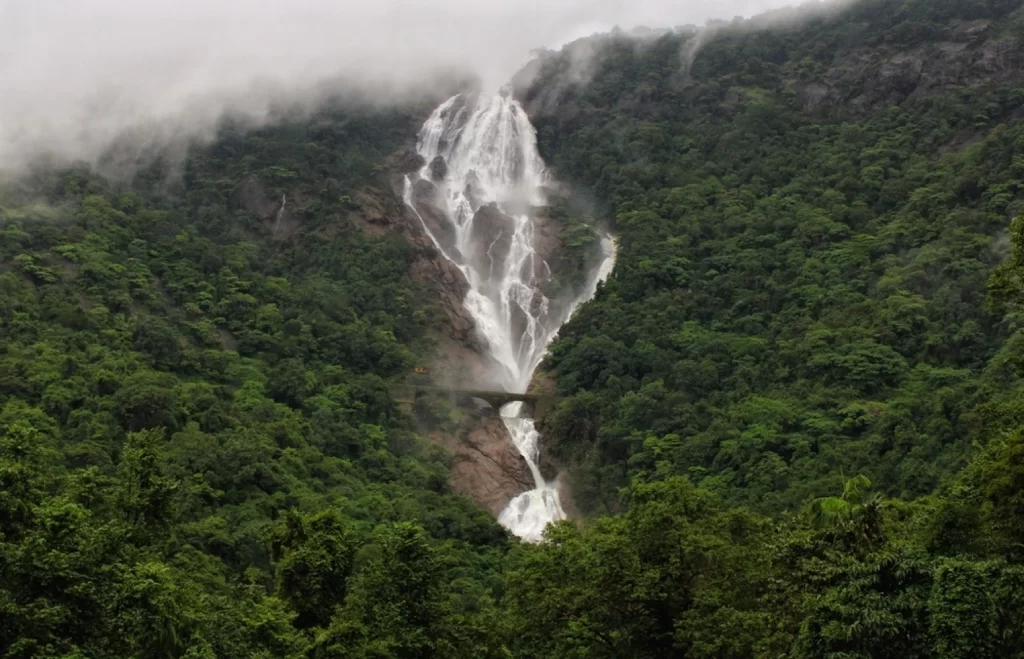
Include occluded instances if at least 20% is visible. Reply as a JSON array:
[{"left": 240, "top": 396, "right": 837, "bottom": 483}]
[{"left": 1, "top": 0, "right": 838, "bottom": 172}]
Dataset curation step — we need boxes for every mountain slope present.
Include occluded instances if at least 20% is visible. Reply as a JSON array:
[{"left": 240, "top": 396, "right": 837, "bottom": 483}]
[
  {"left": 2, "top": 0, "right": 1024, "bottom": 657},
  {"left": 0, "top": 102, "right": 512, "bottom": 657},
  {"left": 520, "top": 0, "right": 1024, "bottom": 513}
]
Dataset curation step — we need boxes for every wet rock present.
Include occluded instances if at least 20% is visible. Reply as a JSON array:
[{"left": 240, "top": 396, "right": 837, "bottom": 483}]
[
  {"left": 412, "top": 179, "right": 460, "bottom": 258},
  {"left": 508, "top": 297, "right": 530, "bottom": 358},
  {"left": 528, "top": 289, "right": 548, "bottom": 318},
  {"left": 530, "top": 211, "right": 562, "bottom": 279},
  {"left": 555, "top": 476, "right": 580, "bottom": 521},
  {"left": 469, "top": 203, "right": 514, "bottom": 281},
  {"left": 463, "top": 172, "right": 484, "bottom": 209},
  {"left": 431, "top": 418, "right": 535, "bottom": 516},
  {"left": 425, "top": 334, "right": 508, "bottom": 392},
  {"left": 408, "top": 255, "right": 477, "bottom": 346},
  {"left": 429, "top": 155, "right": 448, "bottom": 181}
]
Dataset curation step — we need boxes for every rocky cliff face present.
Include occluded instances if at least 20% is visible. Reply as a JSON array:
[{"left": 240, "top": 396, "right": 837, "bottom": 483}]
[
  {"left": 431, "top": 418, "right": 535, "bottom": 516},
  {"left": 798, "top": 17, "right": 1024, "bottom": 114}
]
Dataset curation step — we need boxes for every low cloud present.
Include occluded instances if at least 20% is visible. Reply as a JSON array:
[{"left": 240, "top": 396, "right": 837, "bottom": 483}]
[{"left": 1, "top": 0, "right": 837, "bottom": 172}]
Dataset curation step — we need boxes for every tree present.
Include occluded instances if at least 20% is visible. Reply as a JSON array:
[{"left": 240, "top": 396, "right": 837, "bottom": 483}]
[
  {"left": 270, "top": 509, "right": 360, "bottom": 629},
  {"left": 314, "top": 522, "right": 453, "bottom": 658},
  {"left": 117, "top": 428, "right": 178, "bottom": 534}
]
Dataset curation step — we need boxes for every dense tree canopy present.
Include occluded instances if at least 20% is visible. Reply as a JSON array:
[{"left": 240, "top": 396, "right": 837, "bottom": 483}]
[
  {"left": 0, "top": 103, "right": 512, "bottom": 656},
  {"left": 526, "top": 0, "right": 1024, "bottom": 515},
  {"left": 2, "top": 0, "right": 1024, "bottom": 656}
]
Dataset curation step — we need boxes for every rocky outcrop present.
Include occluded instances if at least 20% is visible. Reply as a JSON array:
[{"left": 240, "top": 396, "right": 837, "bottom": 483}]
[
  {"left": 468, "top": 203, "right": 514, "bottom": 282},
  {"left": 425, "top": 334, "right": 509, "bottom": 392},
  {"left": 530, "top": 209, "right": 561, "bottom": 281},
  {"left": 384, "top": 146, "right": 426, "bottom": 175},
  {"left": 411, "top": 179, "right": 461, "bottom": 259},
  {"left": 555, "top": 477, "right": 579, "bottom": 522},
  {"left": 237, "top": 179, "right": 280, "bottom": 218},
  {"left": 431, "top": 418, "right": 535, "bottom": 516},
  {"left": 429, "top": 156, "right": 448, "bottom": 181},
  {"left": 798, "top": 19, "right": 1023, "bottom": 114}
]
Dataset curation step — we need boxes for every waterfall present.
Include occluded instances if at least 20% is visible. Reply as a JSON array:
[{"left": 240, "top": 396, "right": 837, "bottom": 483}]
[
  {"left": 273, "top": 194, "right": 286, "bottom": 235},
  {"left": 405, "top": 87, "right": 616, "bottom": 542}
]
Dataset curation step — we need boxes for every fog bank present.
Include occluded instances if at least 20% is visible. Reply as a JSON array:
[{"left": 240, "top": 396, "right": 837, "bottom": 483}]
[{"left": 1, "top": 0, "right": 836, "bottom": 171}]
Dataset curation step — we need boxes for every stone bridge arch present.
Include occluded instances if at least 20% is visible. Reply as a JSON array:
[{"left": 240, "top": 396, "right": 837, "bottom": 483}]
[{"left": 392, "top": 385, "right": 557, "bottom": 419}]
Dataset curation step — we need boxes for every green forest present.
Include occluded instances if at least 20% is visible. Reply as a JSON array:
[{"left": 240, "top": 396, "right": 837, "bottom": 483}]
[{"left": 3, "top": 0, "right": 1024, "bottom": 657}]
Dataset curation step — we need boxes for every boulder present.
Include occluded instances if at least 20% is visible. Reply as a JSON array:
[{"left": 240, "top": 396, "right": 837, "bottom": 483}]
[{"left": 429, "top": 155, "right": 448, "bottom": 181}]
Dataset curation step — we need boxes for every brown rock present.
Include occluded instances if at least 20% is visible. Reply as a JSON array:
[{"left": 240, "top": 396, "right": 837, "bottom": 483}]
[
  {"left": 353, "top": 189, "right": 396, "bottom": 230},
  {"left": 425, "top": 333, "right": 508, "bottom": 391},
  {"left": 432, "top": 418, "right": 535, "bottom": 516}
]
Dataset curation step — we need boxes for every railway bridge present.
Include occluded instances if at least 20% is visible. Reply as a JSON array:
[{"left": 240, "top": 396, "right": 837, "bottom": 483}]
[{"left": 392, "top": 384, "right": 557, "bottom": 418}]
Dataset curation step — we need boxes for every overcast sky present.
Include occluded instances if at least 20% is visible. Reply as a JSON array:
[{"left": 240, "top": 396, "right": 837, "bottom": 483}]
[{"left": 0, "top": 0, "right": 833, "bottom": 171}]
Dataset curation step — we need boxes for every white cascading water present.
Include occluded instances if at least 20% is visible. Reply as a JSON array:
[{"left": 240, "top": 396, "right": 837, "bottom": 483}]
[{"left": 404, "top": 87, "right": 616, "bottom": 542}]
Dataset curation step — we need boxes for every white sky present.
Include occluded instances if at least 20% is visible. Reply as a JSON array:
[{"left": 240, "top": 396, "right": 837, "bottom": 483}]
[{"left": 0, "top": 0, "right": 833, "bottom": 170}]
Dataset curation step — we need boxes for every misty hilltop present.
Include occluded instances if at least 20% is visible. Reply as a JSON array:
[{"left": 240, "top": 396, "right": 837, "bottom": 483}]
[
  {"left": 2, "top": 0, "right": 1024, "bottom": 657},
  {"left": 1, "top": 0, "right": 829, "bottom": 174}
]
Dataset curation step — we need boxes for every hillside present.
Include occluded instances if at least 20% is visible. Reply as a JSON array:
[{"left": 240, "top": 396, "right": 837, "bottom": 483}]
[
  {"left": 2, "top": 0, "right": 1024, "bottom": 657},
  {"left": 521, "top": 0, "right": 1024, "bottom": 514},
  {"left": 0, "top": 101, "right": 516, "bottom": 657}
]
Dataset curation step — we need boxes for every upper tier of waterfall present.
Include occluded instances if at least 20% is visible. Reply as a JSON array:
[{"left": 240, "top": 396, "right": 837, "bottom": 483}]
[{"left": 415, "top": 89, "right": 554, "bottom": 393}]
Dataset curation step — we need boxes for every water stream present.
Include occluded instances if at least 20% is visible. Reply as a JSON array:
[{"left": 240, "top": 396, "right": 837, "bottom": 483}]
[{"left": 404, "top": 87, "right": 616, "bottom": 541}]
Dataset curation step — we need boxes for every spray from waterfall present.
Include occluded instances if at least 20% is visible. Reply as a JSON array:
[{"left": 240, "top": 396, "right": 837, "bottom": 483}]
[{"left": 404, "top": 87, "right": 615, "bottom": 542}]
